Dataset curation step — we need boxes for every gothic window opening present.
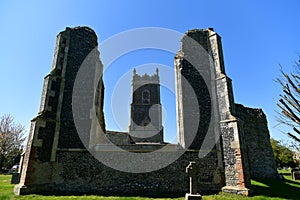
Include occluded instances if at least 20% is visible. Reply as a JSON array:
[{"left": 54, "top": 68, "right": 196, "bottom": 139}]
[{"left": 142, "top": 90, "right": 150, "bottom": 104}]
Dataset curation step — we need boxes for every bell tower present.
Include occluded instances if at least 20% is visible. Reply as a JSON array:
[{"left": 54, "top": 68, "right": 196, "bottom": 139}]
[{"left": 129, "top": 68, "right": 164, "bottom": 143}]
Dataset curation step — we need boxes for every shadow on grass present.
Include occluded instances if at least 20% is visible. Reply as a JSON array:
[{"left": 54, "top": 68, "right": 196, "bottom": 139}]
[
  {"left": 251, "top": 177, "right": 300, "bottom": 200},
  {"left": 284, "top": 178, "right": 300, "bottom": 186}
]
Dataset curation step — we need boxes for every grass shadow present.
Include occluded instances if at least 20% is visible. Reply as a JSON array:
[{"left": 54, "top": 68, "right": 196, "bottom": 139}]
[
  {"left": 251, "top": 177, "right": 300, "bottom": 200},
  {"left": 284, "top": 178, "right": 300, "bottom": 186}
]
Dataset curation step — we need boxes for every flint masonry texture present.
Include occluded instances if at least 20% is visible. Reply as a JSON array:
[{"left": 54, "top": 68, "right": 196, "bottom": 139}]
[
  {"left": 174, "top": 29, "right": 251, "bottom": 193},
  {"left": 129, "top": 68, "right": 164, "bottom": 143},
  {"left": 15, "top": 27, "right": 277, "bottom": 196},
  {"left": 234, "top": 104, "right": 278, "bottom": 179},
  {"left": 15, "top": 26, "right": 105, "bottom": 195}
]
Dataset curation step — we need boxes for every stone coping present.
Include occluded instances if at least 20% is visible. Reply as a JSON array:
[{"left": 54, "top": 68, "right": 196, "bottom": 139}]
[{"left": 55, "top": 144, "right": 219, "bottom": 153}]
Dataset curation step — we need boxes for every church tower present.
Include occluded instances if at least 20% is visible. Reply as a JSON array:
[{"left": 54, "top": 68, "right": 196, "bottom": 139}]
[{"left": 129, "top": 68, "right": 164, "bottom": 143}]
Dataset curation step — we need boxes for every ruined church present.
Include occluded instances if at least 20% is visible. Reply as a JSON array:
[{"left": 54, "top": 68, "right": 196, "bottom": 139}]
[{"left": 15, "top": 27, "right": 277, "bottom": 196}]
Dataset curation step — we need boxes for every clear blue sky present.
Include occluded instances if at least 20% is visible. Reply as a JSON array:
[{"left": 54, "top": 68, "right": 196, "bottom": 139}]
[{"left": 0, "top": 0, "right": 299, "bottom": 143}]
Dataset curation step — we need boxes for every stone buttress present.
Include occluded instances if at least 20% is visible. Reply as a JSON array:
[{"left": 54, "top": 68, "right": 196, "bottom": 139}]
[{"left": 174, "top": 29, "right": 251, "bottom": 195}]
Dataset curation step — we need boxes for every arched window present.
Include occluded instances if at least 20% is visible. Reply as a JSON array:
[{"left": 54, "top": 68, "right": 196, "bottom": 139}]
[{"left": 142, "top": 90, "right": 150, "bottom": 104}]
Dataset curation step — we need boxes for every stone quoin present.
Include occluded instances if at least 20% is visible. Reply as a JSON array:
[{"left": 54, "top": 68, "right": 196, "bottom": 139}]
[{"left": 14, "top": 27, "right": 277, "bottom": 196}]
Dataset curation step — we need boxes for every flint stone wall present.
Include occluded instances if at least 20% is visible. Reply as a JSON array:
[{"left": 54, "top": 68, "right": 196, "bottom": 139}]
[
  {"left": 235, "top": 104, "right": 278, "bottom": 179},
  {"left": 175, "top": 29, "right": 251, "bottom": 189},
  {"left": 17, "top": 149, "right": 222, "bottom": 196},
  {"left": 15, "top": 26, "right": 277, "bottom": 197}
]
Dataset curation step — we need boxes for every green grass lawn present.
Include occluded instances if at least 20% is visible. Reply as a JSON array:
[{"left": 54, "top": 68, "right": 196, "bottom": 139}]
[
  {"left": 0, "top": 175, "right": 14, "bottom": 200},
  {"left": 1, "top": 171, "right": 299, "bottom": 200}
]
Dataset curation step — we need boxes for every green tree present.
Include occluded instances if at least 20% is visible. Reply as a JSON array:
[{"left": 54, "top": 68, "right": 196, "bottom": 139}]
[
  {"left": 276, "top": 60, "right": 300, "bottom": 143},
  {"left": 0, "top": 114, "right": 25, "bottom": 172},
  {"left": 271, "top": 138, "right": 295, "bottom": 167}
]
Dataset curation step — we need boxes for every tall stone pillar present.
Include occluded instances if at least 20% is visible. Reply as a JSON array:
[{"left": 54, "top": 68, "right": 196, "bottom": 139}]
[
  {"left": 15, "top": 26, "right": 105, "bottom": 195},
  {"left": 175, "top": 28, "right": 250, "bottom": 195}
]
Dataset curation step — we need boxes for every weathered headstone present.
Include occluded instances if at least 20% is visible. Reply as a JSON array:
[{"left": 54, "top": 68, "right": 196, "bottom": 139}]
[
  {"left": 292, "top": 169, "right": 300, "bottom": 181},
  {"left": 185, "top": 161, "right": 202, "bottom": 200},
  {"left": 293, "top": 171, "right": 300, "bottom": 180},
  {"left": 11, "top": 173, "right": 20, "bottom": 184}
]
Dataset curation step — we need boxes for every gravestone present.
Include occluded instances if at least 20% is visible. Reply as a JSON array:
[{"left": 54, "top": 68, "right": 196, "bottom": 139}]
[
  {"left": 185, "top": 161, "right": 202, "bottom": 200},
  {"left": 292, "top": 169, "right": 300, "bottom": 181},
  {"left": 11, "top": 173, "right": 20, "bottom": 184}
]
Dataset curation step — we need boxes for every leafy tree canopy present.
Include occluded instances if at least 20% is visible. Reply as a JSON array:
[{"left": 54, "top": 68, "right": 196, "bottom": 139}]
[{"left": 271, "top": 138, "right": 295, "bottom": 167}]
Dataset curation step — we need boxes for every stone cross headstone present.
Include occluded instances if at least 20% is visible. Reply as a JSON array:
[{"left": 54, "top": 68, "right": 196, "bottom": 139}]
[{"left": 185, "top": 161, "right": 202, "bottom": 200}]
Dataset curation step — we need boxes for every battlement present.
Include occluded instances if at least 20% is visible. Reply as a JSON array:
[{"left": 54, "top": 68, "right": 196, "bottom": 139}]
[
  {"left": 130, "top": 67, "right": 163, "bottom": 143},
  {"left": 132, "top": 68, "right": 160, "bottom": 85}
]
